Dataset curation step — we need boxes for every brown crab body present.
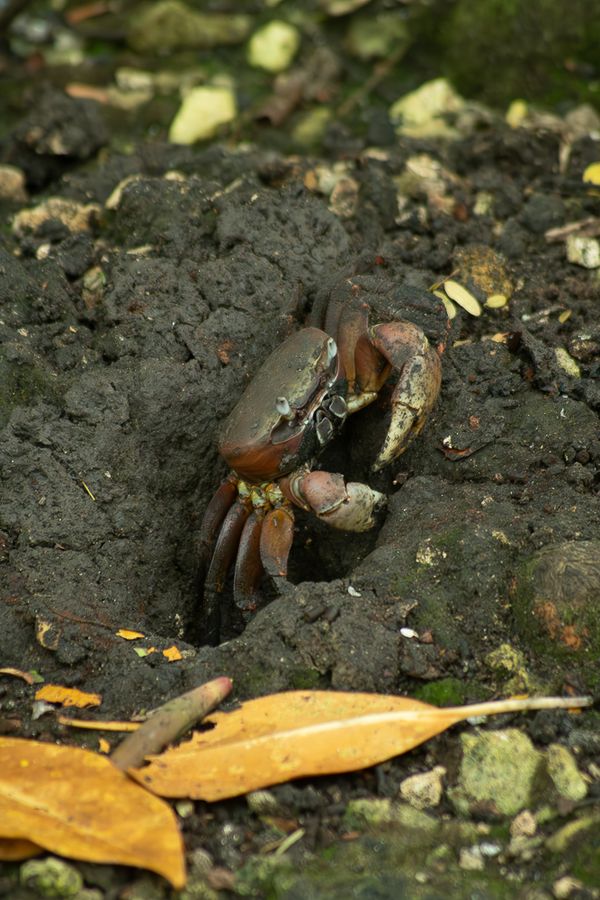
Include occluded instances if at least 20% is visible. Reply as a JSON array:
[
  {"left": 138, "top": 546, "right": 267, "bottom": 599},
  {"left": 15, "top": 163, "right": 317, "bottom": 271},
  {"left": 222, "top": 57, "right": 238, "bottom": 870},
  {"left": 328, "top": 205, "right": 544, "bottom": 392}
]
[{"left": 199, "top": 276, "right": 446, "bottom": 643}]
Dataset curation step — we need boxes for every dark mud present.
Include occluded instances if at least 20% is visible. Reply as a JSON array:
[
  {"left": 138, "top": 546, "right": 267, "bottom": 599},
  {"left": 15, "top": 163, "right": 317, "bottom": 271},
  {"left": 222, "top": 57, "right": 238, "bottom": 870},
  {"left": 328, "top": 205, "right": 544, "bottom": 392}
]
[{"left": 1, "top": 84, "right": 600, "bottom": 898}]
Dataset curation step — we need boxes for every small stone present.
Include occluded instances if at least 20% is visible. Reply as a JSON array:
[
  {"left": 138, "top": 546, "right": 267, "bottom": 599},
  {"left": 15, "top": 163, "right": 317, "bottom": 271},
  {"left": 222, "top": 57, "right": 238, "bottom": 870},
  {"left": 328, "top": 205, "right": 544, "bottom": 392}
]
[
  {"left": 553, "top": 875, "right": 584, "bottom": 899},
  {"left": 512, "top": 541, "right": 600, "bottom": 658},
  {"left": 12, "top": 197, "right": 100, "bottom": 236},
  {"left": 328, "top": 176, "right": 359, "bottom": 219},
  {"left": 545, "top": 744, "right": 587, "bottom": 802},
  {"left": 459, "top": 847, "right": 485, "bottom": 871},
  {"left": 449, "top": 729, "right": 544, "bottom": 817},
  {"left": 246, "top": 789, "right": 279, "bottom": 815},
  {"left": 566, "top": 234, "right": 600, "bottom": 269},
  {"left": 510, "top": 809, "right": 537, "bottom": 839},
  {"left": 20, "top": 857, "right": 83, "bottom": 898},
  {"left": 0, "top": 164, "right": 28, "bottom": 202},
  {"left": 506, "top": 99, "right": 528, "bottom": 128},
  {"left": 247, "top": 21, "right": 300, "bottom": 73},
  {"left": 399, "top": 765, "right": 445, "bottom": 809},
  {"left": 554, "top": 347, "right": 581, "bottom": 378},
  {"left": 169, "top": 86, "right": 237, "bottom": 144},
  {"left": 454, "top": 244, "right": 514, "bottom": 299},
  {"left": 176, "top": 799, "right": 194, "bottom": 818},
  {"left": 390, "top": 78, "right": 465, "bottom": 139}
]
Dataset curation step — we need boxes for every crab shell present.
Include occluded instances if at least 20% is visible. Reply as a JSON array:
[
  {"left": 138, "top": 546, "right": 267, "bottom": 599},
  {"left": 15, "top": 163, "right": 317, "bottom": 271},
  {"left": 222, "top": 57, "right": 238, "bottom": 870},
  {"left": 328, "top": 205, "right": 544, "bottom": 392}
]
[{"left": 218, "top": 327, "right": 347, "bottom": 483}]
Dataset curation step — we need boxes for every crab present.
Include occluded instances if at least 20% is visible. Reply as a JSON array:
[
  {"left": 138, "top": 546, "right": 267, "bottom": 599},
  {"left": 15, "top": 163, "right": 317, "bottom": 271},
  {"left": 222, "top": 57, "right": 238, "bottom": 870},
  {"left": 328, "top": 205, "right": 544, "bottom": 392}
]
[{"left": 199, "top": 275, "right": 446, "bottom": 642}]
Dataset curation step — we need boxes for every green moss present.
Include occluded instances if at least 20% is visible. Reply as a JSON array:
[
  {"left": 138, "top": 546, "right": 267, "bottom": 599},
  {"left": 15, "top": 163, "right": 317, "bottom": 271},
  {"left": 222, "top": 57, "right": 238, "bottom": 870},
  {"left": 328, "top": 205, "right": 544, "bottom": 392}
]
[
  {"left": 414, "top": 678, "right": 468, "bottom": 707},
  {"left": 0, "top": 357, "right": 62, "bottom": 428},
  {"left": 571, "top": 819, "right": 600, "bottom": 890},
  {"left": 234, "top": 856, "right": 295, "bottom": 898},
  {"left": 288, "top": 666, "right": 326, "bottom": 690},
  {"left": 442, "top": 0, "right": 600, "bottom": 107}
]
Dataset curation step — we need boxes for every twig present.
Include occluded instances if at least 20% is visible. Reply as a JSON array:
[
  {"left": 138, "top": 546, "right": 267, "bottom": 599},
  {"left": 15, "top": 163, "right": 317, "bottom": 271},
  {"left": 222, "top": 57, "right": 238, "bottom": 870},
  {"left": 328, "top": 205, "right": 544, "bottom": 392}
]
[{"left": 110, "top": 676, "right": 233, "bottom": 770}]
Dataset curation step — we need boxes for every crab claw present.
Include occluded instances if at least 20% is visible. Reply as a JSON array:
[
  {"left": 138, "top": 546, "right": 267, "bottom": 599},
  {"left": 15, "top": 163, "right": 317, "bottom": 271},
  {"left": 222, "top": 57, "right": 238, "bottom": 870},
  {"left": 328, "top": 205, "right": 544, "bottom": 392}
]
[
  {"left": 282, "top": 470, "right": 385, "bottom": 532},
  {"left": 369, "top": 321, "right": 442, "bottom": 471}
]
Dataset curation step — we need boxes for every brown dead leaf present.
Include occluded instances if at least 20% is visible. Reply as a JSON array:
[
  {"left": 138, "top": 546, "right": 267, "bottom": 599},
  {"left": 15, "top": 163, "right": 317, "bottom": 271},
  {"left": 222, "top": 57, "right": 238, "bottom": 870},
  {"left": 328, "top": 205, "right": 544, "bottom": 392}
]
[
  {"left": 0, "top": 737, "right": 185, "bottom": 887},
  {"left": 0, "top": 668, "right": 35, "bottom": 684},
  {"left": 131, "top": 691, "right": 591, "bottom": 802},
  {"left": 0, "top": 837, "right": 42, "bottom": 861},
  {"left": 35, "top": 685, "right": 101, "bottom": 709}
]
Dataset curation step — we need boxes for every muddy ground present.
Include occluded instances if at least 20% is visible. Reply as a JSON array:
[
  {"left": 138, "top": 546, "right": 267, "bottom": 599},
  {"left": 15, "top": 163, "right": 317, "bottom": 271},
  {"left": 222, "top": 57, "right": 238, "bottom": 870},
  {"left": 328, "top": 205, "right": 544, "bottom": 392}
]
[{"left": 1, "top": 81, "right": 600, "bottom": 898}]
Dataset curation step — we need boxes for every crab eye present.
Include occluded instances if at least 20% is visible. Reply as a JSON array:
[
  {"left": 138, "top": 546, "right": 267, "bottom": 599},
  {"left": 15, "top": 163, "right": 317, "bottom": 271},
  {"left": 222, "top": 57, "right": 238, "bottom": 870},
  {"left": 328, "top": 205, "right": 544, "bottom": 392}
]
[
  {"left": 276, "top": 396, "right": 294, "bottom": 419},
  {"left": 326, "top": 337, "right": 337, "bottom": 364}
]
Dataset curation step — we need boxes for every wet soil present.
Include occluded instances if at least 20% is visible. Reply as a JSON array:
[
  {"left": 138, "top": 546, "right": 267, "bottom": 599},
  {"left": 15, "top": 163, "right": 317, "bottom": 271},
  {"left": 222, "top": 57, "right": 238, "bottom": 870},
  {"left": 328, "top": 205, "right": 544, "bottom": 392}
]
[{"left": 1, "top": 85, "right": 600, "bottom": 898}]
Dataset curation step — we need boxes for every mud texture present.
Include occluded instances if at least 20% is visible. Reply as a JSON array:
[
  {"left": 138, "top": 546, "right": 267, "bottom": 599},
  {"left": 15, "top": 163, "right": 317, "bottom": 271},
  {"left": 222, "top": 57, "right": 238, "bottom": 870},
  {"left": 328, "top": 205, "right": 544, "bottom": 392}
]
[{"left": 1, "top": 84, "right": 600, "bottom": 898}]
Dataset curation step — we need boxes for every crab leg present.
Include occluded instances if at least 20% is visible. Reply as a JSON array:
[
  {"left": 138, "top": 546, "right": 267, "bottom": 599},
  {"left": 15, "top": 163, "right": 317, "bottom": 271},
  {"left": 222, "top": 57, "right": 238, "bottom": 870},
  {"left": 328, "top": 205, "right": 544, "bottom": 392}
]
[
  {"left": 233, "top": 511, "right": 264, "bottom": 613},
  {"left": 281, "top": 470, "right": 385, "bottom": 532},
  {"left": 198, "top": 476, "right": 238, "bottom": 563},
  {"left": 203, "top": 500, "right": 250, "bottom": 643},
  {"left": 369, "top": 321, "right": 442, "bottom": 471},
  {"left": 260, "top": 507, "right": 295, "bottom": 583}
]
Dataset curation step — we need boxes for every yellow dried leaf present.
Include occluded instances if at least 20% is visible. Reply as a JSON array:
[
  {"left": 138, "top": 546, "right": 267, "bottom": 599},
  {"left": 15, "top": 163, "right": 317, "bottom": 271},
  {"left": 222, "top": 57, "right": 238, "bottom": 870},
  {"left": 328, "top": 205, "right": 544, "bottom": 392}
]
[
  {"left": 98, "top": 738, "right": 111, "bottom": 754},
  {"left": 35, "top": 685, "right": 102, "bottom": 709},
  {"left": 0, "top": 737, "right": 185, "bottom": 887},
  {"left": 134, "top": 647, "right": 156, "bottom": 658},
  {"left": 163, "top": 645, "right": 183, "bottom": 662},
  {"left": 582, "top": 162, "right": 600, "bottom": 185},
  {"left": 444, "top": 280, "right": 482, "bottom": 316},
  {"left": 132, "top": 691, "right": 590, "bottom": 802},
  {"left": 116, "top": 629, "right": 145, "bottom": 640},
  {"left": 0, "top": 837, "right": 42, "bottom": 861},
  {"left": 558, "top": 309, "right": 572, "bottom": 323}
]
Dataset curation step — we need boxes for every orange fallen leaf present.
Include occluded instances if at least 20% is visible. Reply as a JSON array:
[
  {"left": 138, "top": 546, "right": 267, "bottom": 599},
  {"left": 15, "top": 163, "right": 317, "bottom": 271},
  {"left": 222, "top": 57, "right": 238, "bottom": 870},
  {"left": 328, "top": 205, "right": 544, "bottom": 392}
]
[
  {"left": 132, "top": 691, "right": 591, "bottom": 802},
  {"left": 163, "top": 645, "right": 183, "bottom": 662},
  {"left": 35, "top": 685, "right": 101, "bottom": 709},
  {"left": 0, "top": 737, "right": 185, "bottom": 888},
  {"left": 0, "top": 837, "right": 42, "bottom": 861},
  {"left": 116, "top": 629, "right": 145, "bottom": 640}
]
